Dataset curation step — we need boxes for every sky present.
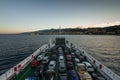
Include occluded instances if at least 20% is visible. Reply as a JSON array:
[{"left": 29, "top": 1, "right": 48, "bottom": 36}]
[{"left": 0, "top": 0, "right": 120, "bottom": 34}]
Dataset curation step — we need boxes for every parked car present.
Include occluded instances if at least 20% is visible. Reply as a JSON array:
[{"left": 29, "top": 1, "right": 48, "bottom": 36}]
[
  {"left": 79, "top": 72, "right": 92, "bottom": 80},
  {"left": 25, "top": 76, "right": 38, "bottom": 80},
  {"left": 34, "top": 65, "right": 44, "bottom": 78},
  {"left": 74, "top": 58, "right": 80, "bottom": 63},
  {"left": 58, "top": 47, "right": 63, "bottom": 51},
  {"left": 78, "top": 56, "right": 85, "bottom": 62},
  {"left": 64, "top": 50, "right": 70, "bottom": 55},
  {"left": 82, "top": 61, "right": 94, "bottom": 72},
  {"left": 77, "top": 63, "right": 86, "bottom": 74},
  {"left": 42, "top": 56, "right": 49, "bottom": 64},
  {"left": 67, "top": 70, "right": 79, "bottom": 80},
  {"left": 71, "top": 52, "right": 75, "bottom": 58},
  {"left": 75, "top": 50, "right": 82, "bottom": 56},
  {"left": 59, "top": 62, "right": 66, "bottom": 73},
  {"left": 45, "top": 52, "right": 51, "bottom": 56},
  {"left": 44, "top": 70, "right": 56, "bottom": 80},
  {"left": 30, "top": 60, "right": 39, "bottom": 68},
  {"left": 59, "top": 56, "right": 65, "bottom": 62},
  {"left": 91, "top": 73, "right": 98, "bottom": 80},
  {"left": 45, "top": 49, "right": 52, "bottom": 53},
  {"left": 48, "top": 61, "right": 56, "bottom": 70},
  {"left": 66, "top": 62, "right": 73, "bottom": 70},
  {"left": 66, "top": 54, "right": 72, "bottom": 61},
  {"left": 36, "top": 55, "right": 43, "bottom": 61},
  {"left": 51, "top": 54, "right": 57, "bottom": 60},
  {"left": 59, "top": 49, "right": 63, "bottom": 54}
]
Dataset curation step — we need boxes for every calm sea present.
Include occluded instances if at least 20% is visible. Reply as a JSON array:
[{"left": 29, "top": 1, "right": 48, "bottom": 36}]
[{"left": 0, "top": 35, "right": 120, "bottom": 76}]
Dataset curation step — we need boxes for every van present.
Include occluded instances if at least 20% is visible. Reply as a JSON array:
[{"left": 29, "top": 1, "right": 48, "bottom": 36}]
[
  {"left": 59, "top": 56, "right": 64, "bottom": 62},
  {"left": 48, "top": 61, "right": 56, "bottom": 70},
  {"left": 42, "top": 56, "right": 49, "bottom": 64},
  {"left": 82, "top": 61, "right": 94, "bottom": 72}
]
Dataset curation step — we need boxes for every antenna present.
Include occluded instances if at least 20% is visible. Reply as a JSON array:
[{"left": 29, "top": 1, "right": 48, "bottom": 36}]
[{"left": 59, "top": 26, "right": 61, "bottom": 35}]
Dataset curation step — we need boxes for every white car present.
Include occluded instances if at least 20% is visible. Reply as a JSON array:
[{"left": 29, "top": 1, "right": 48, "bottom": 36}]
[
  {"left": 42, "top": 56, "right": 49, "bottom": 64},
  {"left": 37, "top": 55, "right": 43, "bottom": 61},
  {"left": 75, "top": 58, "right": 80, "bottom": 63},
  {"left": 59, "top": 56, "right": 64, "bottom": 62},
  {"left": 82, "top": 61, "right": 94, "bottom": 72},
  {"left": 49, "top": 61, "right": 56, "bottom": 70}
]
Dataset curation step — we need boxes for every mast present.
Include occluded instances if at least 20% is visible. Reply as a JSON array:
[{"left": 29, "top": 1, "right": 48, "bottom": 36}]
[{"left": 59, "top": 26, "right": 61, "bottom": 35}]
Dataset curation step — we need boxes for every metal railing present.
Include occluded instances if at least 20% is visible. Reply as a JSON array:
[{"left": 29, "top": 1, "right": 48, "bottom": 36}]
[{"left": 0, "top": 44, "right": 48, "bottom": 80}]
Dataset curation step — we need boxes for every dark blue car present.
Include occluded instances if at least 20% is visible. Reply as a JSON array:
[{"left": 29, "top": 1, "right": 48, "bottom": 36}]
[{"left": 67, "top": 70, "right": 79, "bottom": 80}]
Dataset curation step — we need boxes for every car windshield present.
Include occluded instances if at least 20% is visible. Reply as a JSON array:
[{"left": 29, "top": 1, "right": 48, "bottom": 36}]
[
  {"left": 43, "top": 60, "right": 46, "bottom": 61},
  {"left": 88, "top": 66, "right": 92, "bottom": 68},
  {"left": 50, "top": 64, "right": 53, "bottom": 66},
  {"left": 61, "top": 67, "right": 64, "bottom": 69}
]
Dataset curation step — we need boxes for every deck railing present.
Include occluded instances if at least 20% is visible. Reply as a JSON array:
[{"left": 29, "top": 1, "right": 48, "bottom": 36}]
[{"left": 0, "top": 44, "right": 48, "bottom": 80}]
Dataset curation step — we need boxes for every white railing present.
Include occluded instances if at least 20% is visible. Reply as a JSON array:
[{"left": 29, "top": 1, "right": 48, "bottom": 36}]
[
  {"left": 78, "top": 47, "right": 120, "bottom": 80},
  {"left": 0, "top": 44, "right": 48, "bottom": 80}
]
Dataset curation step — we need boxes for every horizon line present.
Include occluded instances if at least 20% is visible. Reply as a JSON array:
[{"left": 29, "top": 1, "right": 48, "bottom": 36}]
[{"left": 0, "top": 25, "right": 119, "bottom": 34}]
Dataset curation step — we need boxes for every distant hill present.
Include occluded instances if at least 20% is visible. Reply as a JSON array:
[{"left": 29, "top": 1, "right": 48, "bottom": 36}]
[{"left": 21, "top": 25, "right": 120, "bottom": 35}]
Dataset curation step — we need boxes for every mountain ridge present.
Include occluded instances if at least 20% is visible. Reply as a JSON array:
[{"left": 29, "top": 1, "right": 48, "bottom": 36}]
[{"left": 21, "top": 25, "right": 120, "bottom": 35}]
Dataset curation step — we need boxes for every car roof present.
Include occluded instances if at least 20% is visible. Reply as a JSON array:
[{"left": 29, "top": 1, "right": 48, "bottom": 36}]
[
  {"left": 75, "top": 58, "right": 79, "bottom": 61},
  {"left": 77, "top": 63, "right": 85, "bottom": 66},
  {"left": 60, "top": 62, "right": 65, "bottom": 66},
  {"left": 82, "top": 61, "right": 92, "bottom": 66},
  {"left": 59, "top": 56, "right": 64, "bottom": 58},
  {"left": 50, "top": 61, "right": 56, "bottom": 64},
  {"left": 38, "top": 55, "right": 42, "bottom": 57},
  {"left": 44, "top": 56, "right": 49, "bottom": 59}
]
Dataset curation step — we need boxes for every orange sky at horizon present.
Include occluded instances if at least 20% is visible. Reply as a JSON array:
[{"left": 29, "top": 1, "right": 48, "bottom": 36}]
[{"left": 0, "top": 21, "right": 120, "bottom": 34}]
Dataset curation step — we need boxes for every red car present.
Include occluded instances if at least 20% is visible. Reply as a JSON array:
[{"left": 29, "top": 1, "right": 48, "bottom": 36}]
[
  {"left": 66, "top": 54, "right": 72, "bottom": 62},
  {"left": 30, "top": 60, "right": 40, "bottom": 68}
]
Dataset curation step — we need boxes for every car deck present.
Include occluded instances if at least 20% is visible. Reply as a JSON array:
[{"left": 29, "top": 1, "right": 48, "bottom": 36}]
[{"left": 11, "top": 46, "right": 105, "bottom": 80}]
